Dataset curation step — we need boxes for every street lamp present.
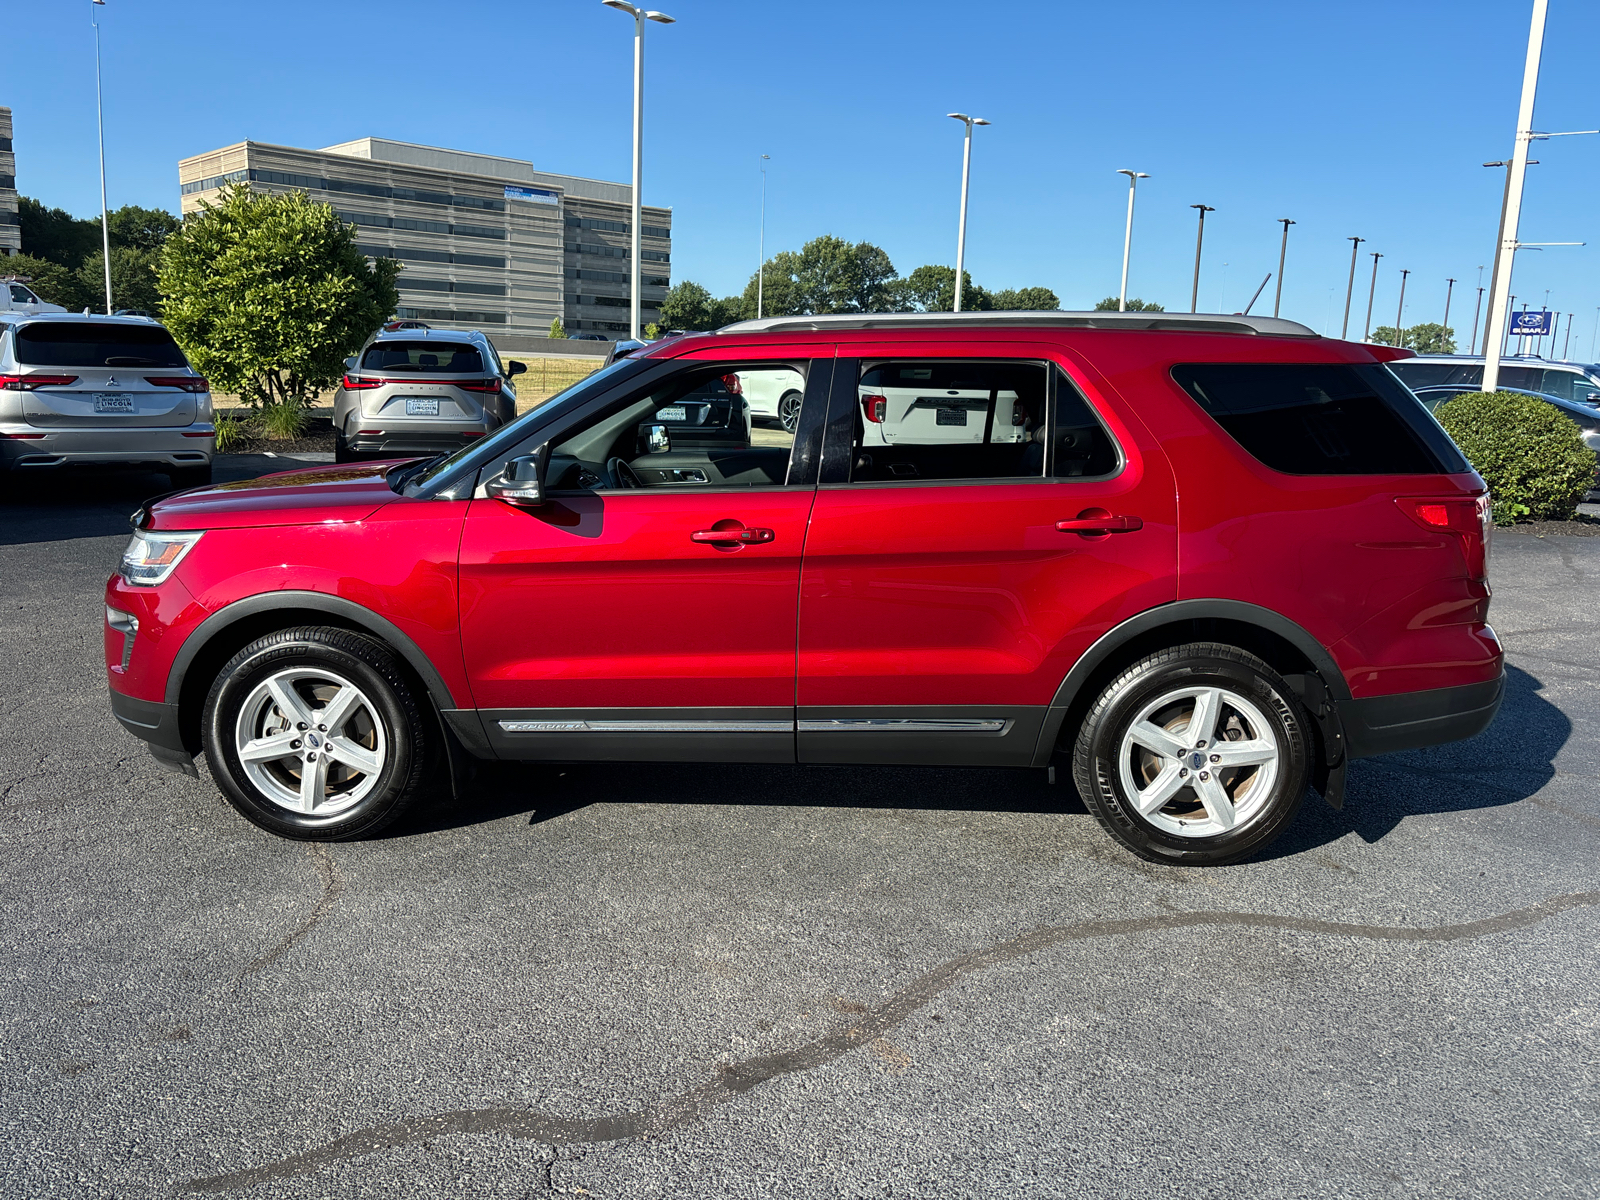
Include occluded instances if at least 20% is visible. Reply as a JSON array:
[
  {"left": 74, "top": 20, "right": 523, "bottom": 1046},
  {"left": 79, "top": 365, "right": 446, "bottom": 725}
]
[
  {"left": 91, "top": 0, "right": 112, "bottom": 314},
  {"left": 602, "top": 0, "right": 675, "bottom": 342},
  {"left": 1363, "top": 251, "right": 1383, "bottom": 341},
  {"left": 757, "top": 153, "right": 769, "bottom": 319},
  {"left": 1340, "top": 236, "right": 1364, "bottom": 338},
  {"left": 1272, "top": 218, "right": 1295, "bottom": 318},
  {"left": 1395, "top": 268, "right": 1410, "bottom": 347},
  {"left": 947, "top": 114, "right": 989, "bottom": 313},
  {"left": 1116, "top": 169, "right": 1149, "bottom": 312},
  {"left": 1189, "top": 205, "right": 1213, "bottom": 313},
  {"left": 1470, "top": 266, "right": 1485, "bottom": 355},
  {"left": 1443, "top": 277, "right": 1456, "bottom": 341}
]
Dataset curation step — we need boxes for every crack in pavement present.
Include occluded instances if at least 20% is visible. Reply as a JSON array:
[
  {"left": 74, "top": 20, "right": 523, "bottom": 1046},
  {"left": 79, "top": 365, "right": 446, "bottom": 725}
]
[
  {"left": 231, "top": 843, "right": 345, "bottom": 987},
  {"left": 184, "top": 888, "right": 1600, "bottom": 1193}
]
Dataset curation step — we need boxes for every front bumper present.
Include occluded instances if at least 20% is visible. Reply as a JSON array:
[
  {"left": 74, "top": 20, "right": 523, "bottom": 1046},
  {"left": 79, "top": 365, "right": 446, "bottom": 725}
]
[
  {"left": 2, "top": 425, "right": 214, "bottom": 472},
  {"left": 1340, "top": 672, "right": 1506, "bottom": 759},
  {"left": 108, "top": 688, "right": 198, "bottom": 775}
]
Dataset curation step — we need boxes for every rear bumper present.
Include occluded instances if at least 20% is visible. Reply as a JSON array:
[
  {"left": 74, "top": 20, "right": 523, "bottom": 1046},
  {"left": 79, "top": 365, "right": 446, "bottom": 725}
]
[
  {"left": 347, "top": 426, "right": 487, "bottom": 456},
  {"left": 1340, "top": 672, "right": 1505, "bottom": 759},
  {"left": 2, "top": 425, "right": 214, "bottom": 471}
]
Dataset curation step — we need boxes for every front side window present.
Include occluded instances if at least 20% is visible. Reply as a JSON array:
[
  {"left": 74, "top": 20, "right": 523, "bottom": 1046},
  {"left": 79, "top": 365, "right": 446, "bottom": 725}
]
[
  {"left": 1172, "top": 363, "right": 1469, "bottom": 475},
  {"left": 547, "top": 362, "right": 807, "bottom": 491},
  {"left": 361, "top": 341, "right": 484, "bottom": 374}
]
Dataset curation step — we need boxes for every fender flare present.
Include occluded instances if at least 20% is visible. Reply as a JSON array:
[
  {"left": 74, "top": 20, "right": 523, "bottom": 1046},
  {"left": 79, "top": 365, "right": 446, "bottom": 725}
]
[{"left": 1029, "top": 599, "right": 1351, "bottom": 770}]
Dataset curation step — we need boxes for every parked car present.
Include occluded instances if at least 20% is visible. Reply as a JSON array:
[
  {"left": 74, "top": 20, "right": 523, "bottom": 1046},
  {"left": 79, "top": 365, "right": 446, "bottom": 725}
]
[
  {"left": 381, "top": 319, "right": 431, "bottom": 332},
  {"left": 332, "top": 327, "right": 524, "bottom": 462},
  {"left": 736, "top": 368, "right": 807, "bottom": 432},
  {"left": 1410, "top": 383, "right": 1600, "bottom": 500},
  {"left": 106, "top": 311, "right": 1503, "bottom": 866},
  {"left": 1389, "top": 354, "right": 1600, "bottom": 406},
  {"left": 1, "top": 313, "right": 213, "bottom": 488},
  {"left": 1, "top": 278, "right": 68, "bottom": 318}
]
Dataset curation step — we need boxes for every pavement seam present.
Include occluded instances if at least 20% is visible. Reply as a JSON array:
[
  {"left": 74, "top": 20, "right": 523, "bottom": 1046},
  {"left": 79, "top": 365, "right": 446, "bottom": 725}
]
[
  {"left": 182, "top": 888, "right": 1600, "bottom": 1193},
  {"left": 230, "top": 843, "right": 346, "bottom": 988}
]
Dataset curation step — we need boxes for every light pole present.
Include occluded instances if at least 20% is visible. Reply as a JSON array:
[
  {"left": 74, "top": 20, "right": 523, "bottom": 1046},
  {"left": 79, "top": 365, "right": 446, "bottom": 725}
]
[
  {"left": 1116, "top": 169, "right": 1149, "bottom": 312},
  {"left": 91, "top": 0, "right": 112, "bottom": 314},
  {"left": 1272, "top": 218, "right": 1295, "bottom": 318},
  {"left": 1189, "top": 204, "right": 1213, "bottom": 313},
  {"left": 1340, "top": 236, "right": 1364, "bottom": 338},
  {"left": 1363, "top": 251, "right": 1383, "bottom": 341},
  {"left": 756, "top": 153, "right": 769, "bottom": 319},
  {"left": 1394, "top": 268, "right": 1410, "bottom": 347},
  {"left": 1469, "top": 265, "right": 1485, "bottom": 354},
  {"left": 947, "top": 113, "right": 989, "bottom": 312},
  {"left": 602, "top": 0, "right": 675, "bottom": 342},
  {"left": 1443, "top": 278, "right": 1456, "bottom": 342}
]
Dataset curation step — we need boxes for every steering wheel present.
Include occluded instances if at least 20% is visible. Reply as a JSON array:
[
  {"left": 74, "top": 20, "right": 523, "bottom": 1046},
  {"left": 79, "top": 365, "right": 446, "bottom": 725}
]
[{"left": 605, "top": 456, "right": 643, "bottom": 489}]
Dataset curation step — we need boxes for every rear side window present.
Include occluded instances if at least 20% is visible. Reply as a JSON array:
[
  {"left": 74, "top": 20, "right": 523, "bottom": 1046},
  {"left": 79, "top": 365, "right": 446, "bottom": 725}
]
[
  {"left": 15, "top": 322, "right": 187, "bottom": 368},
  {"left": 1171, "top": 363, "right": 1469, "bottom": 476},
  {"left": 362, "top": 340, "right": 484, "bottom": 373}
]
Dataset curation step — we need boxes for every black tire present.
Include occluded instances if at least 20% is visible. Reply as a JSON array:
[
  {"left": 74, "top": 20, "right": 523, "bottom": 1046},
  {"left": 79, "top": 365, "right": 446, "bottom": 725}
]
[
  {"left": 201, "top": 626, "right": 432, "bottom": 840},
  {"left": 167, "top": 463, "right": 212, "bottom": 490},
  {"left": 334, "top": 434, "right": 356, "bottom": 464},
  {"left": 1071, "top": 642, "right": 1309, "bottom": 866},
  {"left": 778, "top": 390, "right": 804, "bottom": 434}
]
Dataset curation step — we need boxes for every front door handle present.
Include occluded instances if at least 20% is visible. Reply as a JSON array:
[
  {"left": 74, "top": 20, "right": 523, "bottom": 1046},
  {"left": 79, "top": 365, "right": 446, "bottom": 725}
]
[
  {"left": 1056, "top": 508, "right": 1143, "bottom": 536},
  {"left": 691, "top": 523, "right": 775, "bottom": 545}
]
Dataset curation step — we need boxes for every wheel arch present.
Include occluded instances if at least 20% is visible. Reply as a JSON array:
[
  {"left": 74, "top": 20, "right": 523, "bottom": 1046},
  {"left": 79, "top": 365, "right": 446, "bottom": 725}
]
[{"left": 1031, "top": 600, "right": 1351, "bottom": 770}]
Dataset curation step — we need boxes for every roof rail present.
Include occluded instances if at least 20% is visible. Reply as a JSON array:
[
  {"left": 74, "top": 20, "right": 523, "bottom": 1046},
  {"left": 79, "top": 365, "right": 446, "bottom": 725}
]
[{"left": 716, "top": 310, "right": 1320, "bottom": 338}]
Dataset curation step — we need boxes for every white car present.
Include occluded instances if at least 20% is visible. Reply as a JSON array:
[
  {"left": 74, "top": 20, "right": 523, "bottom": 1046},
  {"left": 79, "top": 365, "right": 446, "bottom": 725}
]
[
  {"left": 733, "top": 367, "right": 806, "bottom": 432},
  {"left": 857, "top": 362, "right": 1027, "bottom": 447},
  {"left": 1, "top": 279, "right": 68, "bottom": 318}
]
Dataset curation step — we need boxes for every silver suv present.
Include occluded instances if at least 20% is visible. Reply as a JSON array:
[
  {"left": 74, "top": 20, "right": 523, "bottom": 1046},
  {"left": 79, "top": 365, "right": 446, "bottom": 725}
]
[
  {"left": 333, "top": 327, "right": 524, "bottom": 462},
  {"left": 0, "top": 313, "right": 214, "bottom": 489}
]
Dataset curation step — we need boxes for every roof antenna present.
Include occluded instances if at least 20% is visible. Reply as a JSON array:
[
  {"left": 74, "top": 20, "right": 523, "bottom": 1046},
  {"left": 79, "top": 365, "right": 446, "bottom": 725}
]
[{"left": 1241, "top": 273, "right": 1272, "bottom": 315}]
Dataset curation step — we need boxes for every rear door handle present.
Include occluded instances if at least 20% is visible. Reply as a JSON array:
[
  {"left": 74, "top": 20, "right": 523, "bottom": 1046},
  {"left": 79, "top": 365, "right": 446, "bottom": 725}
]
[
  {"left": 691, "top": 524, "right": 775, "bottom": 545},
  {"left": 1056, "top": 510, "right": 1143, "bottom": 535}
]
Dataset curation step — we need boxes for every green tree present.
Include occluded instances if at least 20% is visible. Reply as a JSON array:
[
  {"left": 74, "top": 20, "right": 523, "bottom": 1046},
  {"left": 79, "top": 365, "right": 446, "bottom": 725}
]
[
  {"left": 158, "top": 184, "right": 401, "bottom": 407},
  {"left": 1371, "top": 323, "right": 1456, "bottom": 354},
  {"left": 78, "top": 246, "right": 163, "bottom": 314},
  {"left": 992, "top": 286, "right": 1060, "bottom": 311},
  {"left": 741, "top": 236, "right": 900, "bottom": 316},
  {"left": 1094, "top": 297, "right": 1164, "bottom": 312},
  {"left": 894, "top": 264, "right": 992, "bottom": 312},
  {"left": 548, "top": 316, "right": 567, "bottom": 339},
  {"left": 18, "top": 197, "right": 101, "bottom": 269},
  {"left": 660, "top": 281, "right": 746, "bottom": 331},
  {"left": 107, "top": 205, "right": 181, "bottom": 253},
  {"left": 2, "top": 252, "right": 89, "bottom": 310}
]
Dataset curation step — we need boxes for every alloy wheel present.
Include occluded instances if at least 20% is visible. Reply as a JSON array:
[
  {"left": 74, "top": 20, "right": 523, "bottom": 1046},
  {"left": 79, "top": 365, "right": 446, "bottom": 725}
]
[{"left": 233, "top": 667, "right": 387, "bottom": 816}]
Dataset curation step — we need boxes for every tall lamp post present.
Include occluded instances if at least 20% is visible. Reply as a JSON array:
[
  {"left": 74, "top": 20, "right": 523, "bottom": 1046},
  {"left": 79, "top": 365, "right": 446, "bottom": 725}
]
[
  {"left": 1340, "top": 236, "right": 1364, "bottom": 338},
  {"left": 1363, "top": 251, "right": 1383, "bottom": 341},
  {"left": 1469, "top": 265, "right": 1485, "bottom": 354},
  {"left": 1116, "top": 169, "right": 1149, "bottom": 312},
  {"left": 1272, "top": 218, "right": 1295, "bottom": 318},
  {"left": 91, "top": 0, "right": 113, "bottom": 314},
  {"left": 1442, "top": 277, "right": 1456, "bottom": 342},
  {"left": 756, "top": 153, "right": 769, "bottom": 319},
  {"left": 1394, "top": 268, "right": 1410, "bottom": 346},
  {"left": 947, "top": 113, "right": 989, "bottom": 312},
  {"left": 1189, "top": 204, "right": 1214, "bottom": 313},
  {"left": 602, "top": 0, "right": 675, "bottom": 342}
]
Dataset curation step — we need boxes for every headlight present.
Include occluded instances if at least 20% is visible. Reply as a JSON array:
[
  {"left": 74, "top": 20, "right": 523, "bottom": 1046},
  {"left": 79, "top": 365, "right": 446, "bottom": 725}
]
[{"left": 120, "top": 530, "right": 203, "bottom": 586}]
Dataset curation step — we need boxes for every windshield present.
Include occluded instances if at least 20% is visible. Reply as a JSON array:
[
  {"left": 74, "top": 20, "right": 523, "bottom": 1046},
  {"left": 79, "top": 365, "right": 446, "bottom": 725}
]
[
  {"left": 403, "top": 355, "right": 641, "bottom": 495},
  {"left": 16, "top": 322, "right": 187, "bottom": 368},
  {"left": 361, "top": 341, "right": 484, "bottom": 373}
]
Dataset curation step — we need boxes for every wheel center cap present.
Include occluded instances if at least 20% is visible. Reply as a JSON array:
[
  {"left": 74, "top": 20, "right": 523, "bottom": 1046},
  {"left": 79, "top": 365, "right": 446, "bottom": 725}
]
[
  {"left": 1189, "top": 751, "right": 1205, "bottom": 769},
  {"left": 305, "top": 733, "right": 321, "bottom": 749}
]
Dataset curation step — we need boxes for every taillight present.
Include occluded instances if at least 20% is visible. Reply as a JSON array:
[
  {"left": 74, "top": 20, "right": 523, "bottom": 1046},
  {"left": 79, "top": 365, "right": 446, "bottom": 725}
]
[
  {"left": 720, "top": 373, "right": 744, "bottom": 396},
  {"left": 862, "top": 394, "right": 887, "bottom": 423},
  {"left": 343, "top": 374, "right": 383, "bottom": 390},
  {"left": 0, "top": 373, "right": 79, "bottom": 390},
  {"left": 458, "top": 379, "right": 502, "bottom": 394},
  {"left": 1397, "top": 496, "right": 1490, "bottom": 581},
  {"left": 143, "top": 376, "right": 209, "bottom": 393}
]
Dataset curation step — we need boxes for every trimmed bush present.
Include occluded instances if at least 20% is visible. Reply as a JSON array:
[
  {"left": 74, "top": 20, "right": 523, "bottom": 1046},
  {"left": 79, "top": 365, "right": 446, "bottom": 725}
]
[{"left": 1434, "top": 390, "right": 1597, "bottom": 524}]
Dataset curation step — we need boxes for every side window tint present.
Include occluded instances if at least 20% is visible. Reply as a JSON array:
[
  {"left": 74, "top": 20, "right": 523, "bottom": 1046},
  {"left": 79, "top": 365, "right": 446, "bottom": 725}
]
[
  {"left": 1051, "top": 366, "right": 1119, "bottom": 478},
  {"left": 851, "top": 360, "right": 1048, "bottom": 482},
  {"left": 548, "top": 362, "right": 806, "bottom": 491}
]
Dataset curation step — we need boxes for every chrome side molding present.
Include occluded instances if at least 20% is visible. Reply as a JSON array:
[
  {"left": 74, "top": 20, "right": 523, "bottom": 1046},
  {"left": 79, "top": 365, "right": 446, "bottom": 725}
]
[
  {"left": 797, "top": 718, "right": 1011, "bottom": 733},
  {"left": 498, "top": 719, "right": 793, "bottom": 734}
]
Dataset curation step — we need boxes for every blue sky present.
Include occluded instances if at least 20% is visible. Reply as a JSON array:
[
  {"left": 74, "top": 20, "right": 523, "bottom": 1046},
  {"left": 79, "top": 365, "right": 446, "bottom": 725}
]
[{"left": 10, "top": 1, "right": 1600, "bottom": 355}]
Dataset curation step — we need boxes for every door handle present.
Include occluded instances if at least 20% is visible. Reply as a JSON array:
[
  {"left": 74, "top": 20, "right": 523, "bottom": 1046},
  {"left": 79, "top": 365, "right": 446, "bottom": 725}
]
[
  {"left": 1056, "top": 509, "right": 1143, "bottom": 536},
  {"left": 691, "top": 524, "right": 775, "bottom": 545}
]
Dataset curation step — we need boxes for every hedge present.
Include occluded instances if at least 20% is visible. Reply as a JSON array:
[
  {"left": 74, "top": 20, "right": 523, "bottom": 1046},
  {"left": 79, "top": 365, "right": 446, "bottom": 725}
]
[{"left": 1433, "top": 390, "right": 1597, "bottom": 524}]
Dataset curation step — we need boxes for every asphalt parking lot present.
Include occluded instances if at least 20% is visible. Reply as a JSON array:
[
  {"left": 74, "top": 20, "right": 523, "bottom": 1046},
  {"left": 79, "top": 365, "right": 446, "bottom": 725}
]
[{"left": 3, "top": 457, "right": 1598, "bottom": 1199}]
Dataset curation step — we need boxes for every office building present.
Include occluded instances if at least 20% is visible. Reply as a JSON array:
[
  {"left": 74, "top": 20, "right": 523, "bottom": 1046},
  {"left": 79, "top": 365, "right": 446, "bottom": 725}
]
[
  {"left": 0, "top": 108, "right": 19, "bottom": 257},
  {"left": 177, "top": 137, "right": 670, "bottom": 342}
]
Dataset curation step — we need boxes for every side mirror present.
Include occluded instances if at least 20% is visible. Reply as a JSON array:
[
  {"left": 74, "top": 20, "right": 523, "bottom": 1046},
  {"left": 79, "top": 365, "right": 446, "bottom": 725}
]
[
  {"left": 484, "top": 444, "right": 548, "bottom": 507},
  {"left": 507, "top": 360, "right": 527, "bottom": 377},
  {"left": 1586, "top": 392, "right": 1600, "bottom": 404},
  {"left": 646, "top": 424, "right": 671, "bottom": 453},
  {"left": 344, "top": 356, "right": 357, "bottom": 371}
]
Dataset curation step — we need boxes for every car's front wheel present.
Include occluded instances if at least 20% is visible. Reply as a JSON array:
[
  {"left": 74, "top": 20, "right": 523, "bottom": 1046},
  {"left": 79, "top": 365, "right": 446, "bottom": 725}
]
[
  {"left": 201, "top": 627, "right": 431, "bottom": 840},
  {"left": 1072, "top": 643, "right": 1309, "bottom": 866}
]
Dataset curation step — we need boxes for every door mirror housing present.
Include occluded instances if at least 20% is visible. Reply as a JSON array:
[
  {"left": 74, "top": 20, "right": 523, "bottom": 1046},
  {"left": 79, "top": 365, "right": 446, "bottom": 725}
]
[
  {"left": 484, "top": 443, "right": 549, "bottom": 507},
  {"left": 507, "top": 360, "right": 527, "bottom": 377}
]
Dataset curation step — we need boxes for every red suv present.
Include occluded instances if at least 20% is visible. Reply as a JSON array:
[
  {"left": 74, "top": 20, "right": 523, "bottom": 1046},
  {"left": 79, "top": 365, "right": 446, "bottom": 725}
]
[{"left": 104, "top": 312, "right": 1503, "bottom": 866}]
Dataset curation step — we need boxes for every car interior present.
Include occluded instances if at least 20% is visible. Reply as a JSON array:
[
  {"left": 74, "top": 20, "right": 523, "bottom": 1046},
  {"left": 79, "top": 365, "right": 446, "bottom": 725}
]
[{"left": 547, "top": 363, "right": 804, "bottom": 491}]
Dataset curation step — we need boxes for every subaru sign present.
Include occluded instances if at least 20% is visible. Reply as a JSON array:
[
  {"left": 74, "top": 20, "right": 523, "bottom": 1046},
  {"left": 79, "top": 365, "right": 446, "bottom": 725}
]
[{"left": 1510, "top": 309, "right": 1554, "bottom": 336}]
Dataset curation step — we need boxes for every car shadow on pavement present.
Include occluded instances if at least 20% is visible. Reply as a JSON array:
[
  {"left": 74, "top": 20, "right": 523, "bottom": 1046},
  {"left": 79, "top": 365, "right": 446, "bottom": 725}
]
[{"left": 1263, "top": 664, "right": 1566, "bottom": 859}]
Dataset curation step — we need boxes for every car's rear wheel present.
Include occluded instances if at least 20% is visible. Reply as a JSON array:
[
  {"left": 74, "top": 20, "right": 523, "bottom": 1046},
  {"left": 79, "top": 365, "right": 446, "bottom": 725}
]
[
  {"left": 202, "top": 627, "right": 431, "bottom": 840},
  {"left": 167, "top": 463, "right": 212, "bottom": 490},
  {"left": 778, "top": 390, "right": 804, "bottom": 433},
  {"left": 1072, "top": 643, "right": 1309, "bottom": 866}
]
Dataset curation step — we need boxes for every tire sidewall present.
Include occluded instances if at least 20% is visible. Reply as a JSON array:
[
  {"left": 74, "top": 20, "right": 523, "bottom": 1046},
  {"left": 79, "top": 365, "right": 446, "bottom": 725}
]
[
  {"left": 202, "top": 630, "right": 424, "bottom": 840},
  {"left": 1079, "top": 649, "right": 1308, "bottom": 865}
]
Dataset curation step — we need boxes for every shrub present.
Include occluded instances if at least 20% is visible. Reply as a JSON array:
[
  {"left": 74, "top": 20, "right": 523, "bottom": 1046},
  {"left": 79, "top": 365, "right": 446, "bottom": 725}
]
[
  {"left": 213, "top": 410, "right": 251, "bottom": 453},
  {"left": 1434, "top": 390, "right": 1597, "bottom": 524},
  {"left": 258, "top": 402, "right": 308, "bottom": 441},
  {"left": 548, "top": 316, "right": 566, "bottom": 339}
]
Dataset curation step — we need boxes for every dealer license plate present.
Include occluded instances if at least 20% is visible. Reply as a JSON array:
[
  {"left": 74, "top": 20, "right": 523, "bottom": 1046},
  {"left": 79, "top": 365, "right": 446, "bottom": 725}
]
[
  {"left": 94, "top": 393, "right": 135, "bottom": 413},
  {"left": 934, "top": 407, "right": 967, "bottom": 426},
  {"left": 404, "top": 397, "right": 440, "bottom": 416}
]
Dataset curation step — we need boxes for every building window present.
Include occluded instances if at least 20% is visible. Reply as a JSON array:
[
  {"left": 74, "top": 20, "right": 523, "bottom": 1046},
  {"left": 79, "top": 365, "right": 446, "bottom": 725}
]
[
  {"left": 0, "top": 175, "right": 14, "bottom": 190},
  {"left": 640, "top": 249, "right": 669, "bottom": 263},
  {"left": 642, "top": 225, "right": 671, "bottom": 240},
  {"left": 396, "top": 306, "right": 508, "bottom": 325},
  {"left": 399, "top": 277, "right": 508, "bottom": 297},
  {"left": 450, "top": 222, "right": 506, "bottom": 241},
  {"left": 181, "top": 168, "right": 249, "bottom": 195}
]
